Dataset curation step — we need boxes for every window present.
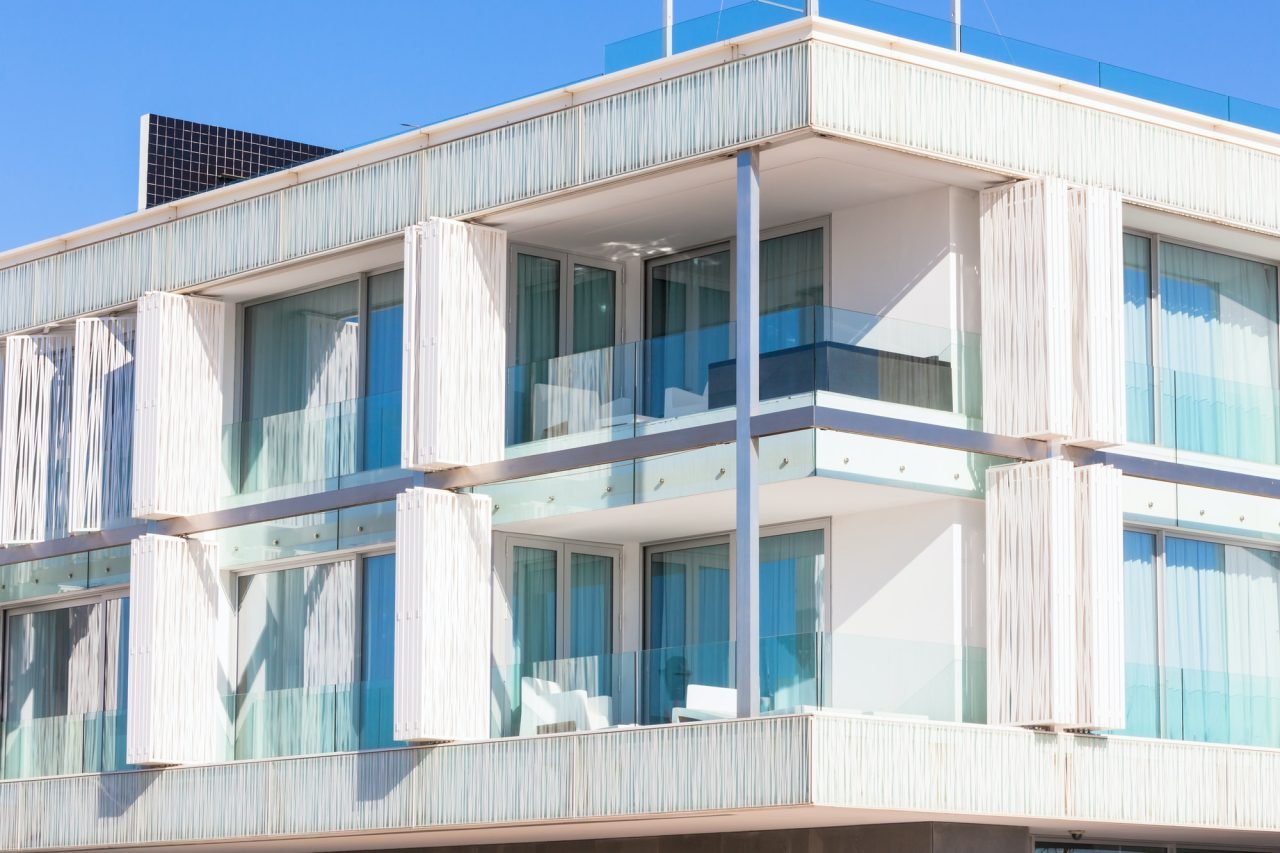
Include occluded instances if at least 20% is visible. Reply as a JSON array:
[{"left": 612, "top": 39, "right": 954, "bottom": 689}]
[
  {"left": 1, "top": 592, "right": 129, "bottom": 778},
  {"left": 644, "top": 225, "right": 825, "bottom": 417},
  {"left": 506, "top": 249, "right": 622, "bottom": 445},
  {"left": 233, "top": 553, "right": 396, "bottom": 759},
  {"left": 643, "top": 525, "right": 826, "bottom": 723},
  {"left": 1122, "top": 529, "right": 1280, "bottom": 748},
  {"left": 239, "top": 270, "right": 404, "bottom": 494},
  {"left": 507, "top": 538, "right": 619, "bottom": 665},
  {"left": 1125, "top": 236, "right": 1280, "bottom": 463}
]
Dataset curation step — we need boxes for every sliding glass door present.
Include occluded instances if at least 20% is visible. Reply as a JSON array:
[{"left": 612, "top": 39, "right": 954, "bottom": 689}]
[
  {"left": 1121, "top": 529, "right": 1280, "bottom": 748},
  {"left": 2, "top": 593, "right": 129, "bottom": 779},
  {"left": 234, "top": 553, "right": 397, "bottom": 758},
  {"left": 643, "top": 525, "right": 825, "bottom": 723},
  {"left": 508, "top": 248, "right": 622, "bottom": 445}
]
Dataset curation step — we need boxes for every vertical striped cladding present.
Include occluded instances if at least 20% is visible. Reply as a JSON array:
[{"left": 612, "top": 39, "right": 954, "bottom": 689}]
[
  {"left": 0, "top": 334, "right": 74, "bottom": 544},
  {"left": 127, "top": 534, "right": 232, "bottom": 766},
  {"left": 0, "top": 716, "right": 811, "bottom": 850},
  {"left": 68, "top": 317, "right": 136, "bottom": 533},
  {"left": 1074, "top": 464, "right": 1126, "bottom": 730},
  {"left": 402, "top": 220, "right": 507, "bottom": 470},
  {"left": 810, "top": 41, "right": 1280, "bottom": 232},
  {"left": 986, "top": 458, "right": 1078, "bottom": 728},
  {"left": 394, "top": 488, "right": 492, "bottom": 742},
  {"left": 429, "top": 44, "right": 811, "bottom": 217},
  {"left": 130, "top": 292, "right": 225, "bottom": 520},
  {"left": 0, "top": 45, "right": 807, "bottom": 335},
  {"left": 1069, "top": 186, "right": 1126, "bottom": 447},
  {"left": 980, "top": 179, "right": 1073, "bottom": 439}
]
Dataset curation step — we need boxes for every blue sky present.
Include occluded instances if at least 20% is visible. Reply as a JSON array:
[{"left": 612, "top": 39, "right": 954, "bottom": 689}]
[{"left": 2, "top": 0, "right": 1278, "bottom": 252}]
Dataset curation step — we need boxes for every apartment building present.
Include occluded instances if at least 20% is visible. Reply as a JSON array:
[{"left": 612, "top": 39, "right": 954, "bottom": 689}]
[{"left": 1, "top": 6, "right": 1279, "bottom": 853}]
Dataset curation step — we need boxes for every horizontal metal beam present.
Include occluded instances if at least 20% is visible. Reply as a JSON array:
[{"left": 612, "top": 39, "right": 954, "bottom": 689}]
[{"left": 13, "top": 404, "right": 1280, "bottom": 568}]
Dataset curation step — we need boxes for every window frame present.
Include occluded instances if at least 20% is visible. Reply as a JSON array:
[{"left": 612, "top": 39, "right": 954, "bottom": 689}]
[
  {"left": 505, "top": 244, "right": 625, "bottom": 366},
  {"left": 1122, "top": 229, "right": 1280, "bottom": 450},
  {"left": 1122, "top": 522, "right": 1280, "bottom": 741},
  {"left": 641, "top": 518, "right": 832, "bottom": 650},
  {"left": 643, "top": 217, "right": 832, "bottom": 341},
  {"left": 499, "top": 533, "right": 624, "bottom": 661}
]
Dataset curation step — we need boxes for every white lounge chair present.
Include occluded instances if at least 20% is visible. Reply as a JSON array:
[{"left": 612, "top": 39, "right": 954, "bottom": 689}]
[
  {"left": 670, "top": 684, "right": 736, "bottom": 723},
  {"left": 518, "top": 677, "right": 612, "bottom": 735}
]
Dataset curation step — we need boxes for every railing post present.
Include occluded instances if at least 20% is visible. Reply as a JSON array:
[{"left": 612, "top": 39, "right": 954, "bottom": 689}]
[
  {"left": 663, "top": 0, "right": 674, "bottom": 57},
  {"left": 735, "top": 148, "right": 761, "bottom": 719}
]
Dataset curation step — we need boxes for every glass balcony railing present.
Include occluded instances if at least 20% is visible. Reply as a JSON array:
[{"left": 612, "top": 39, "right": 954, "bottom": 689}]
[
  {"left": 231, "top": 680, "right": 399, "bottom": 760},
  {"left": 491, "top": 632, "right": 985, "bottom": 737},
  {"left": 1, "top": 710, "right": 130, "bottom": 779},
  {"left": 221, "top": 391, "right": 403, "bottom": 505},
  {"left": 1126, "top": 362, "right": 1280, "bottom": 467},
  {"left": 602, "top": 0, "right": 1280, "bottom": 137},
  {"left": 1116, "top": 661, "right": 1280, "bottom": 750},
  {"left": 506, "top": 306, "right": 980, "bottom": 452}
]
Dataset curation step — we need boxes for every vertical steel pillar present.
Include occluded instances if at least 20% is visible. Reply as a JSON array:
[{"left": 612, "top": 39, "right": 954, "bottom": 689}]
[
  {"left": 734, "top": 148, "right": 761, "bottom": 719},
  {"left": 806, "top": 0, "right": 820, "bottom": 15},
  {"left": 664, "top": 0, "right": 674, "bottom": 57},
  {"left": 952, "top": 0, "right": 962, "bottom": 50}
]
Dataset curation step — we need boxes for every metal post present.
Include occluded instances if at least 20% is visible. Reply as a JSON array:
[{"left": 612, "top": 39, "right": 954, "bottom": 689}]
[
  {"left": 663, "top": 0, "right": 674, "bottom": 57},
  {"left": 806, "top": 0, "right": 819, "bottom": 15},
  {"left": 734, "top": 148, "right": 760, "bottom": 719},
  {"left": 952, "top": 0, "right": 961, "bottom": 50}
]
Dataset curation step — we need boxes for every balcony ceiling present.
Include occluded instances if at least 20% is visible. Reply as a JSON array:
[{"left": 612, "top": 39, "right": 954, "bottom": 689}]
[{"left": 486, "top": 134, "right": 1005, "bottom": 262}]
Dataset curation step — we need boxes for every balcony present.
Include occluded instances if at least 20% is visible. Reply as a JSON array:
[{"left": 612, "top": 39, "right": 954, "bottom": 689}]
[
  {"left": 506, "top": 306, "right": 980, "bottom": 455},
  {"left": 492, "top": 632, "right": 985, "bottom": 738}
]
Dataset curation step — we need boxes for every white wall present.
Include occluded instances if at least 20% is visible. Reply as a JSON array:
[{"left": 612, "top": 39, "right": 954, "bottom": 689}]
[
  {"left": 828, "top": 496, "right": 984, "bottom": 721},
  {"left": 830, "top": 185, "right": 981, "bottom": 335}
]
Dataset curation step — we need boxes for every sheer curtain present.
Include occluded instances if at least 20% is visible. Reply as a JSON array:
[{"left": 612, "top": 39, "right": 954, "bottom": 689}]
[
  {"left": 760, "top": 529, "right": 823, "bottom": 712},
  {"left": 364, "top": 271, "right": 403, "bottom": 470},
  {"left": 235, "top": 560, "right": 359, "bottom": 758},
  {"left": 2, "top": 598, "right": 127, "bottom": 779},
  {"left": 646, "top": 251, "right": 730, "bottom": 414},
  {"left": 512, "top": 546, "right": 557, "bottom": 665},
  {"left": 1162, "top": 537, "right": 1280, "bottom": 747},
  {"left": 510, "top": 255, "right": 561, "bottom": 443},
  {"left": 572, "top": 265, "right": 616, "bottom": 354},
  {"left": 760, "top": 229, "right": 823, "bottom": 352},
  {"left": 1124, "top": 235, "right": 1155, "bottom": 443},
  {"left": 1121, "top": 531, "right": 1159, "bottom": 736},
  {"left": 644, "top": 542, "right": 730, "bottom": 722},
  {"left": 569, "top": 553, "right": 612, "bottom": 658},
  {"left": 242, "top": 282, "right": 361, "bottom": 492},
  {"left": 1159, "top": 243, "right": 1279, "bottom": 463}
]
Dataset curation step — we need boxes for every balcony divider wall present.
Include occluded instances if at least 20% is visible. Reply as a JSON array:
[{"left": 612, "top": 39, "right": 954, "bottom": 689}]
[{"left": 67, "top": 316, "right": 136, "bottom": 534}]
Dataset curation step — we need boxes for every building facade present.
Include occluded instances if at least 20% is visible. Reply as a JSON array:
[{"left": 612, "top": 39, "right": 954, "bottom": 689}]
[{"left": 1, "top": 12, "right": 1279, "bottom": 853}]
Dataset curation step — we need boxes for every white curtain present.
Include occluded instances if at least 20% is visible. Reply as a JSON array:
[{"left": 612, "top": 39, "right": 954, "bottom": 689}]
[
  {"left": 1159, "top": 242, "right": 1279, "bottom": 463},
  {"left": 234, "top": 560, "right": 359, "bottom": 758}
]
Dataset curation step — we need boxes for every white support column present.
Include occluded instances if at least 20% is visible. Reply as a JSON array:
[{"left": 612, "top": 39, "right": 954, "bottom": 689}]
[
  {"left": 663, "top": 0, "right": 674, "bottom": 56},
  {"left": 127, "top": 533, "right": 232, "bottom": 766},
  {"left": 131, "top": 292, "right": 225, "bottom": 520},
  {"left": 980, "top": 178, "right": 1073, "bottom": 440},
  {"left": 735, "top": 148, "right": 761, "bottom": 720},
  {"left": 402, "top": 219, "right": 507, "bottom": 471},
  {"left": 0, "top": 334, "right": 74, "bottom": 544},
  {"left": 1075, "top": 463, "right": 1126, "bottom": 730},
  {"left": 68, "top": 316, "right": 136, "bottom": 533},
  {"left": 986, "top": 458, "right": 1078, "bottom": 728},
  {"left": 394, "top": 487, "right": 492, "bottom": 742},
  {"left": 1070, "top": 187, "right": 1126, "bottom": 447}
]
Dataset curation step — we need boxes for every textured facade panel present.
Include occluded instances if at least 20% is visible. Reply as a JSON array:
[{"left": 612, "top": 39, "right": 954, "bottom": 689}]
[
  {"left": 130, "top": 292, "right": 225, "bottom": 519},
  {"left": 127, "top": 534, "right": 232, "bottom": 766},
  {"left": 402, "top": 219, "right": 506, "bottom": 470},
  {"left": 1074, "top": 464, "right": 1126, "bottom": 731},
  {"left": 394, "top": 487, "right": 492, "bottom": 742},
  {"left": 0, "top": 334, "right": 74, "bottom": 544},
  {"left": 986, "top": 458, "right": 1078, "bottom": 728},
  {"left": 810, "top": 42, "right": 1280, "bottom": 232},
  {"left": 67, "top": 317, "right": 136, "bottom": 533},
  {"left": 1069, "top": 186, "right": 1126, "bottom": 447},
  {"left": 980, "top": 178, "right": 1073, "bottom": 439}
]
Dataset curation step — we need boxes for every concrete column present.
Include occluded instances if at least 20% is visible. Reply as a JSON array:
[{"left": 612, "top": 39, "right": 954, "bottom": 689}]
[{"left": 734, "top": 148, "right": 760, "bottom": 719}]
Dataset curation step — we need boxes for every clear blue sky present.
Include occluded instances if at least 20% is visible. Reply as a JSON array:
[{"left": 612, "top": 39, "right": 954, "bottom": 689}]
[{"left": 2, "top": 0, "right": 1278, "bottom": 252}]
